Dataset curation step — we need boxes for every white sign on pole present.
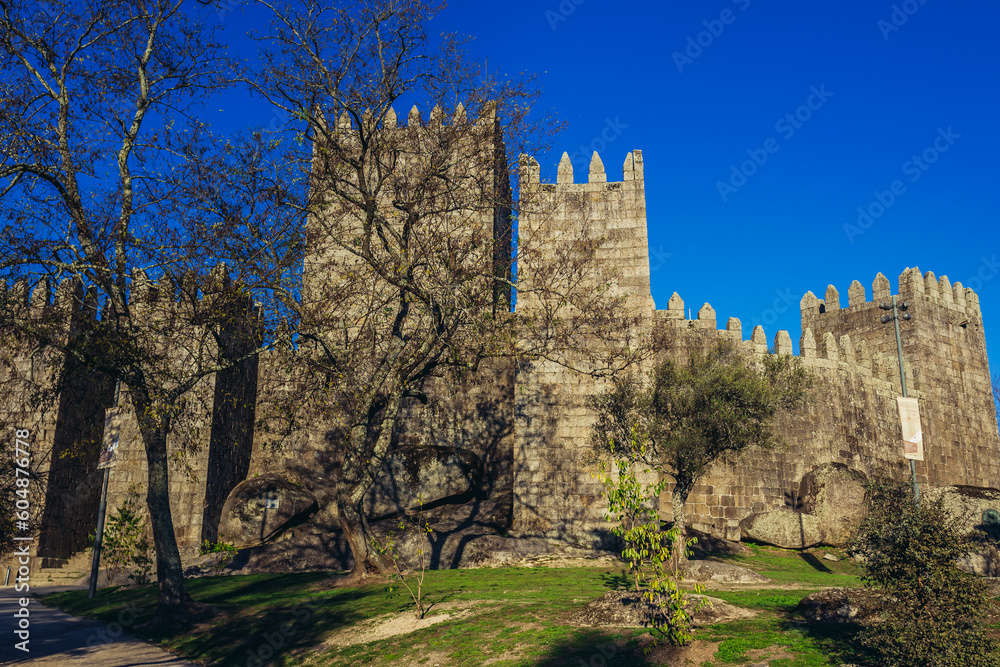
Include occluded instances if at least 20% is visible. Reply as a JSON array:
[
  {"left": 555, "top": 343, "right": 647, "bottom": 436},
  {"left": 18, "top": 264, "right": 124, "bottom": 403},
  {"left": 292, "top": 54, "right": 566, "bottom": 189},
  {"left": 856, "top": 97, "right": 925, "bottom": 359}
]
[
  {"left": 98, "top": 407, "right": 121, "bottom": 469},
  {"left": 896, "top": 396, "right": 923, "bottom": 461}
]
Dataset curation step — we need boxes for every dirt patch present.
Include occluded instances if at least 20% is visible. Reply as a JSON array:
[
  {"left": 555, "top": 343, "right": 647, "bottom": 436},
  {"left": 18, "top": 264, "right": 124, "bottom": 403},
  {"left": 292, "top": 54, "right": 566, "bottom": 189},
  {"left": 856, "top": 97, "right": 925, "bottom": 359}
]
[
  {"left": 645, "top": 638, "right": 721, "bottom": 665},
  {"left": 745, "top": 644, "right": 796, "bottom": 662},
  {"left": 322, "top": 600, "right": 489, "bottom": 648},
  {"left": 568, "top": 590, "right": 755, "bottom": 629}
]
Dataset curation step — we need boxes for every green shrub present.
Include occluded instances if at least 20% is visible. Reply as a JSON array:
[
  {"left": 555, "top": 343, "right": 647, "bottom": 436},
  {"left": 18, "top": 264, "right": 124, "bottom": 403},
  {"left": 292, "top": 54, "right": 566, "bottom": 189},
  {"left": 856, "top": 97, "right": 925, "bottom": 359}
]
[
  {"left": 595, "top": 437, "right": 703, "bottom": 647},
  {"left": 848, "top": 480, "right": 1000, "bottom": 667},
  {"left": 102, "top": 484, "right": 153, "bottom": 586},
  {"left": 200, "top": 539, "right": 238, "bottom": 572}
]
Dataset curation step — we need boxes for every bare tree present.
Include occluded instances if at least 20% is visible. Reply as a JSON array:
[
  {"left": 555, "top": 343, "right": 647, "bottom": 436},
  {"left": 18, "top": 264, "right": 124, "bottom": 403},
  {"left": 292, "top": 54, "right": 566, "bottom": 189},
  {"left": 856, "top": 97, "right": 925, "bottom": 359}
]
[
  {"left": 0, "top": 0, "right": 299, "bottom": 621},
  {"left": 248, "top": 0, "right": 645, "bottom": 577}
]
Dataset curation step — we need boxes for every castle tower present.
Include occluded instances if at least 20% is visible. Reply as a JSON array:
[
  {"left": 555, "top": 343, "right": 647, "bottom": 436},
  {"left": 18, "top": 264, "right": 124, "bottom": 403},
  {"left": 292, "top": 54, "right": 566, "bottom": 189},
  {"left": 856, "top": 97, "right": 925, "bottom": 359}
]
[
  {"left": 801, "top": 269, "right": 1000, "bottom": 490},
  {"left": 303, "top": 103, "right": 512, "bottom": 318},
  {"left": 516, "top": 150, "right": 655, "bottom": 315},
  {"left": 513, "top": 150, "right": 654, "bottom": 542}
]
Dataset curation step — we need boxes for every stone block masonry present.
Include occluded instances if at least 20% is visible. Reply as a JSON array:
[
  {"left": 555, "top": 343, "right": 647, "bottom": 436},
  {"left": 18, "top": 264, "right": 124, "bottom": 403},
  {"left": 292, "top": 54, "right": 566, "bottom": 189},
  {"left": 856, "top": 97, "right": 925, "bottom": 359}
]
[
  {"left": 6, "top": 138, "right": 999, "bottom": 562},
  {"left": 511, "top": 149, "right": 999, "bottom": 545}
]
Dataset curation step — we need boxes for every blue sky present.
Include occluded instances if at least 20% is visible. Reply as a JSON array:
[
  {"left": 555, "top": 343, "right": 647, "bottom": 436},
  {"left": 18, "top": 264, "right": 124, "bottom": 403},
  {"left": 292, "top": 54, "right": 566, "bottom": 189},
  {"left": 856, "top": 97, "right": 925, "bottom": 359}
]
[{"left": 214, "top": 0, "right": 999, "bottom": 373}]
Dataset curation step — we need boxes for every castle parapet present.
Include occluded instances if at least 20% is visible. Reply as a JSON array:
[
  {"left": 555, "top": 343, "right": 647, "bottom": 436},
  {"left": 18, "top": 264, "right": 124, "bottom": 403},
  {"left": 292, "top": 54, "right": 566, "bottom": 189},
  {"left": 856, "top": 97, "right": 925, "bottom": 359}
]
[{"left": 517, "top": 149, "right": 653, "bottom": 313}]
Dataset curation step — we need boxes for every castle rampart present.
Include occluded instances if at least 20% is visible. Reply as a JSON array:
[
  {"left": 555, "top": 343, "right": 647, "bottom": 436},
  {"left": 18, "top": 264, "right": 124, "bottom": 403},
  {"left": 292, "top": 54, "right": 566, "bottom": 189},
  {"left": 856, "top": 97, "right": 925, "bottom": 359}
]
[{"left": 5, "top": 142, "right": 997, "bottom": 570}]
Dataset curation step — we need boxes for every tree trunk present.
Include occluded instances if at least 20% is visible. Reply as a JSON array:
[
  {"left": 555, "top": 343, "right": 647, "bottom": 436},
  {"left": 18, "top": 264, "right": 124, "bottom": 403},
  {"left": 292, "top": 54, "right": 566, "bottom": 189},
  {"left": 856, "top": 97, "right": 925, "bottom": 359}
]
[
  {"left": 136, "top": 412, "right": 190, "bottom": 622},
  {"left": 671, "top": 489, "right": 688, "bottom": 571},
  {"left": 337, "top": 498, "right": 386, "bottom": 578}
]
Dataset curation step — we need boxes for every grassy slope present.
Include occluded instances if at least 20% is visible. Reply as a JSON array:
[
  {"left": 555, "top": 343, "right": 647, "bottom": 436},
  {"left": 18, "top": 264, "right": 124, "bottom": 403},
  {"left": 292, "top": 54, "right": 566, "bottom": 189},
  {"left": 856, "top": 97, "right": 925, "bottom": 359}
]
[{"left": 41, "top": 545, "right": 995, "bottom": 666}]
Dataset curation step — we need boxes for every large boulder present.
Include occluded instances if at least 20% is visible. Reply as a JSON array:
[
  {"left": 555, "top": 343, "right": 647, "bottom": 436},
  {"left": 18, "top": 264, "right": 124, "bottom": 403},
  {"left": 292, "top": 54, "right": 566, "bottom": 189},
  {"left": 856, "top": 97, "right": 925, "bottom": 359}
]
[
  {"left": 683, "top": 560, "right": 770, "bottom": 584},
  {"left": 366, "top": 445, "right": 483, "bottom": 517},
  {"left": 923, "top": 485, "right": 1000, "bottom": 535},
  {"left": 218, "top": 474, "right": 319, "bottom": 549},
  {"left": 956, "top": 543, "right": 1000, "bottom": 577},
  {"left": 740, "top": 463, "right": 868, "bottom": 548},
  {"left": 921, "top": 485, "right": 1000, "bottom": 577},
  {"left": 739, "top": 509, "right": 825, "bottom": 549},
  {"left": 798, "top": 463, "right": 867, "bottom": 546},
  {"left": 798, "top": 588, "right": 885, "bottom": 624}
]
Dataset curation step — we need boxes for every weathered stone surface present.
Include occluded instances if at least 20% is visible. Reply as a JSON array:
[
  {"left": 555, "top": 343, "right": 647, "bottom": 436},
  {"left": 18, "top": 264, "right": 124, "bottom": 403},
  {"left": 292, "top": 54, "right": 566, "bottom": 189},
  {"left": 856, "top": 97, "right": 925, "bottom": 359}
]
[
  {"left": 218, "top": 474, "right": 318, "bottom": 549},
  {"left": 234, "top": 492, "right": 514, "bottom": 573},
  {"left": 798, "top": 463, "right": 867, "bottom": 546},
  {"left": 688, "top": 528, "right": 748, "bottom": 556},
  {"left": 740, "top": 510, "right": 825, "bottom": 549},
  {"left": 366, "top": 446, "right": 482, "bottom": 518},
  {"left": 923, "top": 485, "right": 1000, "bottom": 534},
  {"left": 683, "top": 560, "right": 770, "bottom": 584},
  {"left": 955, "top": 543, "right": 1000, "bottom": 577},
  {"left": 798, "top": 588, "right": 885, "bottom": 624}
]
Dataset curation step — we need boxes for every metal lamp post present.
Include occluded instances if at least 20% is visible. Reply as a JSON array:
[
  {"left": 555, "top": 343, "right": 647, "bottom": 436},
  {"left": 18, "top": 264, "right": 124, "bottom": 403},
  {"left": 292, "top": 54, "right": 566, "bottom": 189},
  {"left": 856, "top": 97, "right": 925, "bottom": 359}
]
[
  {"left": 89, "top": 381, "right": 120, "bottom": 598},
  {"left": 879, "top": 296, "right": 920, "bottom": 503}
]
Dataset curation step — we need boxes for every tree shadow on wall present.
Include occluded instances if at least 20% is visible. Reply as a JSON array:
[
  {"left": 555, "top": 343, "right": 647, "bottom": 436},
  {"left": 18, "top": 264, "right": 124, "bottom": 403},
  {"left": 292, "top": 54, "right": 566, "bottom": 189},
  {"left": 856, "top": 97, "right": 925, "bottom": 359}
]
[
  {"left": 511, "top": 358, "right": 617, "bottom": 551},
  {"left": 257, "top": 375, "right": 517, "bottom": 572},
  {"left": 363, "top": 377, "right": 517, "bottom": 570}
]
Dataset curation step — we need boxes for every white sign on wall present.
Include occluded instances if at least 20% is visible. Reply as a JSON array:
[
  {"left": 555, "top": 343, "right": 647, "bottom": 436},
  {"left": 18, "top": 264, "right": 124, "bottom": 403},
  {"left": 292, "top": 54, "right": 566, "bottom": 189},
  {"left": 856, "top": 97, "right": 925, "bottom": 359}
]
[{"left": 897, "top": 396, "right": 924, "bottom": 461}]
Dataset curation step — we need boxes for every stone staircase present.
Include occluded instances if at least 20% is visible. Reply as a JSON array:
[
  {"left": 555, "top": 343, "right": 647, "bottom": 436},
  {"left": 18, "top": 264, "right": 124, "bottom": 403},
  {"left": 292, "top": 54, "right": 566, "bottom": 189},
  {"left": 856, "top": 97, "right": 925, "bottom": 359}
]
[{"left": 33, "top": 549, "right": 94, "bottom": 586}]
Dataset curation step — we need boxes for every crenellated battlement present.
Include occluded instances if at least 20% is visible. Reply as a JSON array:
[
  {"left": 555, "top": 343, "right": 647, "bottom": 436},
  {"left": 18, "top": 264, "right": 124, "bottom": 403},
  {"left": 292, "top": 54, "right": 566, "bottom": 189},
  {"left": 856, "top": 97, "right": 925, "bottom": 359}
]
[
  {"left": 519, "top": 149, "right": 645, "bottom": 189},
  {"left": 329, "top": 101, "right": 497, "bottom": 138},
  {"left": 1, "top": 276, "right": 95, "bottom": 324},
  {"left": 517, "top": 150, "right": 654, "bottom": 313},
  {"left": 800, "top": 267, "right": 982, "bottom": 321}
]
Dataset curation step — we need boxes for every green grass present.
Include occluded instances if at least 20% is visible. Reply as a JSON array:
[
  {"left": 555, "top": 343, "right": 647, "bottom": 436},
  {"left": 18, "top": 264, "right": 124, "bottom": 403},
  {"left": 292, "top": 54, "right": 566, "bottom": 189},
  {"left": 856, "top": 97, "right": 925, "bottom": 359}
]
[
  {"left": 707, "top": 543, "right": 863, "bottom": 588},
  {"left": 42, "top": 546, "right": 873, "bottom": 666}
]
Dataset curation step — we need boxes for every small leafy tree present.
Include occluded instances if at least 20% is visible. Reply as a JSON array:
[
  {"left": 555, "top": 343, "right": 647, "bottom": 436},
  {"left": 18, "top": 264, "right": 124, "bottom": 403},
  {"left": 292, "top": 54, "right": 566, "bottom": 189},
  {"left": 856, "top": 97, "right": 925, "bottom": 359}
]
[
  {"left": 595, "top": 435, "right": 704, "bottom": 647},
  {"left": 848, "top": 480, "right": 1000, "bottom": 667},
  {"left": 591, "top": 341, "right": 810, "bottom": 565},
  {"left": 102, "top": 484, "right": 154, "bottom": 586},
  {"left": 369, "top": 500, "right": 434, "bottom": 619}
]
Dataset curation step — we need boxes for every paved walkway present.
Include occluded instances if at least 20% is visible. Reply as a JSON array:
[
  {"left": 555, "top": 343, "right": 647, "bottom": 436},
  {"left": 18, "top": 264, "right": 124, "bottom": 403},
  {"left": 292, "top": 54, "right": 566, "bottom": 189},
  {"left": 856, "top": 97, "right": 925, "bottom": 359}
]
[{"left": 0, "top": 584, "right": 196, "bottom": 665}]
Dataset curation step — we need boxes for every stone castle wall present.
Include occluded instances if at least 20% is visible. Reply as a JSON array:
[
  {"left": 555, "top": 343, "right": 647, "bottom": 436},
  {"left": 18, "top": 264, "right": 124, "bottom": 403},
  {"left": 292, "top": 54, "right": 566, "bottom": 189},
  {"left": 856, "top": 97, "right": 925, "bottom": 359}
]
[
  {"left": 0, "top": 279, "right": 115, "bottom": 568},
  {"left": 5, "top": 140, "right": 998, "bottom": 566},
  {"left": 510, "top": 150, "right": 1000, "bottom": 546}
]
